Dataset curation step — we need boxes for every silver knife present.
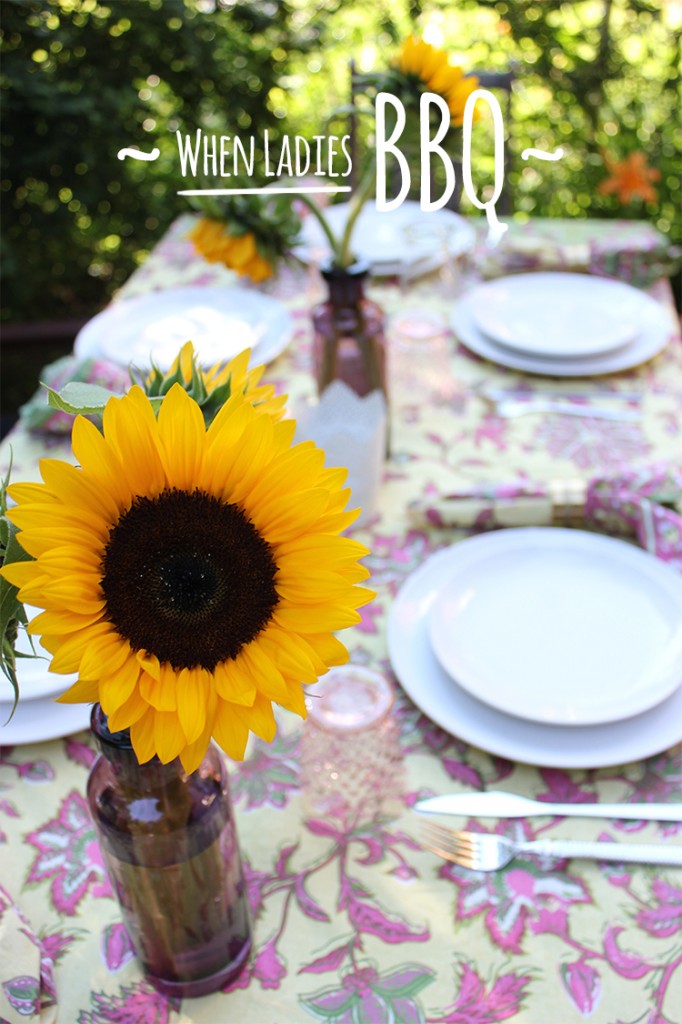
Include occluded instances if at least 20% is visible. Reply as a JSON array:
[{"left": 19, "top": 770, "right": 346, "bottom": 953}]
[{"left": 415, "top": 791, "right": 682, "bottom": 822}]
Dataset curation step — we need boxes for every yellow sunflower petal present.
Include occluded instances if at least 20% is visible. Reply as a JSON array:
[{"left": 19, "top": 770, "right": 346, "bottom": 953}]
[
  {"left": 55, "top": 677, "right": 99, "bottom": 703},
  {"left": 154, "top": 709, "right": 187, "bottom": 763},
  {"left": 0, "top": 561, "right": 46, "bottom": 589},
  {"left": 240, "top": 642, "right": 289, "bottom": 704},
  {"left": 274, "top": 604, "right": 362, "bottom": 632},
  {"left": 7, "top": 482, "right": 57, "bottom": 504},
  {"left": 213, "top": 657, "right": 257, "bottom": 706},
  {"left": 213, "top": 699, "right": 250, "bottom": 760},
  {"left": 176, "top": 667, "right": 209, "bottom": 744},
  {"left": 28, "top": 608, "right": 104, "bottom": 636},
  {"left": 43, "top": 623, "right": 113, "bottom": 673},
  {"left": 234, "top": 692, "right": 276, "bottom": 744},
  {"left": 98, "top": 653, "right": 142, "bottom": 714},
  {"left": 80, "top": 634, "right": 131, "bottom": 681},
  {"left": 156, "top": 383, "right": 206, "bottom": 490},
  {"left": 39, "top": 458, "right": 121, "bottom": 522},
  {"left": 130, "top": 707, "right": 158, "bottom": 764},
  {"left": 71, "top": 416, "right": 131, "bottom": 510},
  {"left": 106, "top": 684, "right": 148, "bottom": 732},
  {"left": 139, "top": 666, "right": 177, "bottom": 712},
  {"left": 6, "top": 524, "right": 104, "bottom": 560},
  {"left": 102, "top": 387, "right": 166, "bottom": 498},
  {"left": 300, "top": 632, "right": 350, "bottom": 669}
]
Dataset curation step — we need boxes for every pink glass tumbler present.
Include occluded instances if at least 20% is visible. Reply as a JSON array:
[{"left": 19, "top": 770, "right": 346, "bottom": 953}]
[{"left": 300, "top": 666, "right": 404, "bottom": 827}]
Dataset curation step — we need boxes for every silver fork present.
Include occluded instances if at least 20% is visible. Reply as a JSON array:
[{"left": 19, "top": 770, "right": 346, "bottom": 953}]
[{"left": 420, "top": 823, "right": 682, "bottom": 871}]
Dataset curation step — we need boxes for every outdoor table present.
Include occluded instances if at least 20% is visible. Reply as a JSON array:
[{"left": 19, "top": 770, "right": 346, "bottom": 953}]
[{"left": 1, "top": 215, "right": 681, "bottom": 1024}]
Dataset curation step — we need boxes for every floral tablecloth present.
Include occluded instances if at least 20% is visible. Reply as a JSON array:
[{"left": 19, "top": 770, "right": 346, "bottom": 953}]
[{"left": 1, "top": 216, "right": 681, "bottom": 1024}]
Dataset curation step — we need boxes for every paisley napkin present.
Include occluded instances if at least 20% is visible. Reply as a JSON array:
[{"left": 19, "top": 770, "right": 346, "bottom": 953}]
[
  {"left": 480, "top": 218, "right": 680, "bottom": 289},
  {"left": 409, "top": 465, "right": 682, "bottom": 571},
  {"left": 0, "top": 885, "right": 58, "bottom": 1023},
  {"left": 585, "top": 465, "right": 682, "bottom": 572}
]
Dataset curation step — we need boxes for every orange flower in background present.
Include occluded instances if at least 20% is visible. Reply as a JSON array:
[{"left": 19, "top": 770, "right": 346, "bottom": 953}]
[
  {"left": 396, "top": 36, "right": 479, "bottom": 125},
  {"left": 190, "top": 218, "right": 273, "bottom": 283},
  {"left": 599, "top": 151, "right": 661, "bottom": 205}
]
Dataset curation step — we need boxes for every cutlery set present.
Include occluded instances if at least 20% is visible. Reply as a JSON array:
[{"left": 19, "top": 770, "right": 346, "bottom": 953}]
[
  {"left": 485, "top": 395, "right": 641, "bottom": 421},
  {"left": 415, "top": 792, "right": 682, "bottom": 870},
  {"left": 478, "top": 384, "right": 643, "bottom": 421}
]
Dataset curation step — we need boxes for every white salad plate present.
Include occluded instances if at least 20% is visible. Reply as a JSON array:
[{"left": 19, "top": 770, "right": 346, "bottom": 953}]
[
  {"left": 387, "top": 535, "right": 682, "bottom": 769},
  {"left": 470, "top": 273, "right": 641, "bottom": 358},
  {"left": 75, "top": 286, "right": 294, "bottom": 371},
  {"left": 451, "top": 285, "right": 671, "bottom": 376},
  {"left": 296, "top": 200, "right": 476, "bottom": 275},
  {"left": 0, "top": 698, "right": 91, "bottom": 746},
  {"left": 427, "top": 529, "right": 682, "bottom": 727}
]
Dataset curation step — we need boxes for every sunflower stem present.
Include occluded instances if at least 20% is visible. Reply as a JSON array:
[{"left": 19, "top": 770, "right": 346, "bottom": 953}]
[
  {"left": 337, "top": 161, "right": 375, "bottom": 268},
  {"left": 295, "top": 194, "right": 344, "bottom": 263}
]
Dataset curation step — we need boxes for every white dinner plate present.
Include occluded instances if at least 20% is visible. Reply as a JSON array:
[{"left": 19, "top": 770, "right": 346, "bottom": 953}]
[
  {"left": 471, "top": 274, "right": 641, "bottom": 358},
  {"left": 451, "top": 286, "right": 671, "bottom": 376},
  {"left": 75, "top": 287, "right": 294, "bottom": 371},
  {"left": 0, "top": 697, "right": 91, "bottom": 746},
  {"left": 427, "top": 529, "right": 682, "bottom": 726},
  {"left": 387, "top": 539, "right": 682, "bottom": 768},
  {"left": 0, "top": 607, "right": 77, "bottom": 703},
  {"left": 296, "top": 201, "right": 476, "bottom": 275}
]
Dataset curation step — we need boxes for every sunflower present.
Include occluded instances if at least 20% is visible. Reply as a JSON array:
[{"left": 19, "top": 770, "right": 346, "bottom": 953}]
[
  {"left": 190, "top": 219, "right": 273, "bottom": 283},
  {"left": 396, "top": 36, "right": 479, "bottom": 125},
  {"left": 2, "top": 385, "right": 373, "bottom": 772},
  {"left": 140, "top": 342, "right": 286, "bottom": 426}
]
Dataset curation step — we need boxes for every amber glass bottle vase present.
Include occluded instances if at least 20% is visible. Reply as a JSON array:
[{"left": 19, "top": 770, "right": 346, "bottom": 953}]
[{"left": 87, "top": 704, "right": 251, "bottom": 998}]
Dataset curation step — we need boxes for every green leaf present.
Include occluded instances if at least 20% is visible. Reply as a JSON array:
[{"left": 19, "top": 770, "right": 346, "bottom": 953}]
[
  {"left": 45, "top": 382, "right": 162, "bottom": 417},
  {"left": 0, "top": 518, "right": 32, "bottom": 702},
  {"left": 44, "top": 381, "right": 122, "bottom": 416}
]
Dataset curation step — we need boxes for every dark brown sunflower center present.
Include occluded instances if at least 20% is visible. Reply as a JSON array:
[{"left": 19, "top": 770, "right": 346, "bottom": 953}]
[{"left": 101, "top": 488, "right": 279, "bottom": 671}]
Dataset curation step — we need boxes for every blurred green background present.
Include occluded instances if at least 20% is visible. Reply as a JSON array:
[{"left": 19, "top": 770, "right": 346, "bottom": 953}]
[{"left": 1, "top": 0, "right": 680, "bottom": 329}]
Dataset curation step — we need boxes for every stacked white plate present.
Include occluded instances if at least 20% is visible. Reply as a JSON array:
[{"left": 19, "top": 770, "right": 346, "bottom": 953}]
[
  {"left": 295, "top": 200, "right": 476, "bottom": 276},
  {"left": 387, "top": 528, "right": 682, "bottom": 768},
  {"left": 451, "top": 272, "right": 672, "bottom": 376},
  {"left": 0, "top": 609, "right": 90, "bottom": 745},
  {"left": 75, "top": 286, "right": 294, "bottom": 371}
]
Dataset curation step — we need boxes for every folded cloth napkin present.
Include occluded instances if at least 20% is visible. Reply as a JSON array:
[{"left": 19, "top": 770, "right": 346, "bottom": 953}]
[
  {"left": 0, "top": 886, "right": 58, "bottom": 1023},
  {"left": 585, "top": 465, "right": 682, "bottom": 572},
  {"left": 19, "top": 356, "right": 129, "bottom": 435},
  {"left": 408, "top": 465, "right": 682, "bottom": 571},
  {"left": 480, "top": 218, "right": 681, "bottom": 289}
]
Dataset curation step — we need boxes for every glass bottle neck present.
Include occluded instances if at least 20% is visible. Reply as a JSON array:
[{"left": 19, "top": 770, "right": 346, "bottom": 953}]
[
  {"left": 321, "top": 263, "right": 369, "bottom": 307},
  {"left": 90, "top": 704, "right": 184, "bottom": 791}
]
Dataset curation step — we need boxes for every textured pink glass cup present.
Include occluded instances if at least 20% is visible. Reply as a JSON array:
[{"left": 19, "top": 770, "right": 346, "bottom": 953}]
[{"left": 300, "top": 666, "right": 403, "bottom": 826}]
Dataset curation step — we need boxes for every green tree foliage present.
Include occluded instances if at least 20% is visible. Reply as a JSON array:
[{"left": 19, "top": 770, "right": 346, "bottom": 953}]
[
  {"left": 1, "top": 0, "right": 679, "bottom": 325},
  {"left": 1, "top": 0, "right": 315, "bottom": 322},
  {"left": 283, "top": 0, "right": 680, "bottom": 244}
]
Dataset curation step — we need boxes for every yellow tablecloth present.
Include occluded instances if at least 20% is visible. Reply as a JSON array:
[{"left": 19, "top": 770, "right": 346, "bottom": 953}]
[{"left": 1, "top": 216, "right": 681, "bottom": 1024}]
